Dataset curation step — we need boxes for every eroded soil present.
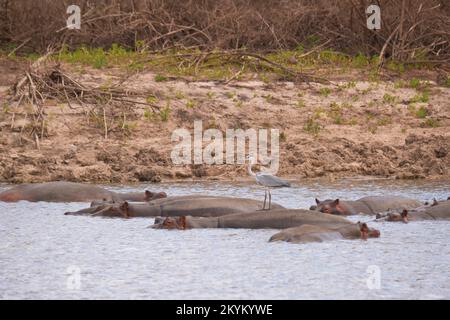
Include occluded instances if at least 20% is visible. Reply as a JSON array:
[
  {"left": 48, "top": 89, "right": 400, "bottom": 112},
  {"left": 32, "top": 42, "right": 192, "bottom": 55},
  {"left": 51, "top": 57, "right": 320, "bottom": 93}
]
[{"left": 0, "top": 58, "right": 449, "bottom": 184}]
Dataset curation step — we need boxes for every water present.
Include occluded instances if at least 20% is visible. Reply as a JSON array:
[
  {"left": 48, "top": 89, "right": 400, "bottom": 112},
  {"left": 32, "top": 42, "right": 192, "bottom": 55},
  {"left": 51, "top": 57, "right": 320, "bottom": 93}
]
[{"left": 0, "top": 178, "right": 449, "bottom": 299}]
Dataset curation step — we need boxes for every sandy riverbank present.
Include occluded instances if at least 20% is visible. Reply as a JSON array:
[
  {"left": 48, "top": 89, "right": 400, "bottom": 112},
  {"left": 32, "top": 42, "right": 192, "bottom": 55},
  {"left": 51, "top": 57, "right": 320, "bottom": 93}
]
[{"left": 0, "top": 57, "right": 449, "bottom": 184}]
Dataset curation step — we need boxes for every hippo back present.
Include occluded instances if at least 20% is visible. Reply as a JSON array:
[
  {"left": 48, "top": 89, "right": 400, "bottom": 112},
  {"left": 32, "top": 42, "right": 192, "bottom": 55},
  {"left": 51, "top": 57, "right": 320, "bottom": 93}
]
[
  {"left": 269, "top": 225, "right": 345, "bottom": 243},
  {"left": 358, "top": 196, "right": 422, "bottom": 214},
  {"left": 218, "top": 209, "right": 352, "bottom": 229},
  {"left": 424, "top": 201, "right": 450, "bottom": 220},
  {"left": 155, "top": 196, "right": 284, "bottom": 217},
  {"left": 0, "top": 182, "right": 114, "bottom": 202}
]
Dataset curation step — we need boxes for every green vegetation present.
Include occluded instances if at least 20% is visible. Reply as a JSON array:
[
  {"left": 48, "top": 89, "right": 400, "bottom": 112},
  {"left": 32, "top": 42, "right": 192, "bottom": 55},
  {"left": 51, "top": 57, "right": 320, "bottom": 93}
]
[
  {"left": 160, "top": 103, "right": 171, "bottom": 122},
  {"left": 422, "top": 118, "right": 440, "bottom": 128},
  {"left": 143, "top": 101, "right": 171, "bottom": 122},
  {"left": 383, "top": 93, "right": 397, "bottom": 104},
  {"left": 304, "top": 117, "right": 321, "bottom": 135},
  {"left": 57, "top": 44, "right": 137, "bottom": 69},
  {"left": 376, "top": 117, "right": 392, "bottom": 126},
  {"left": 174, "top": 91, "right": 185, "bottom": 99},
  {"left": 368, "top": 124, "right": 378, "bottom": 134},
  {"left": 386, "top": 61, "right": 405, "bottom": 74},
  {"left": 296, "top": 100, "right": 306, "bottom": 108},
  {"left": 340, "top": 81, "right": 356, "bottom": 89},
  {"left": 154, "top": 74, "right": 168, "bottom": 82},
  {"left": 319, "top": 88, "right": 331, "bottom": 97},
  {"left": 411, "top": 91, "right": 430, "bottom": 103},
  {"left": 352, "top": 53, "right": 370, "bottom": 68},
  {"left": 409, "top": 78, "right": 421, "bottom": 89},
  {"left": 122, "top": 122, "right": 138, "bottom": 137},
  {"left": 415, "top": 106, "right": 429, "bottom": 119},
  {"left": 146, "top": 96, "right": 159, "bottom": 104},
  {"left": 36, "top": 44, "right": 434, "bottom": 82},
  {"left": 226, "top": 91, "right": 236, "bottom": 99},
  {"left": 234, "top": 99, "right": 244, "bottom": 108},
  {"left": 143, "top": 108, "right": 156, "bottom": 121},
  {"left": 186, "top": 99, "right": 196, "bottom": 109},
  {"left": 328, "top": 102, "right": 343, "bottom": 124},
  {"left": 394, "top": 78, "right": 429, "bottom": 90}
]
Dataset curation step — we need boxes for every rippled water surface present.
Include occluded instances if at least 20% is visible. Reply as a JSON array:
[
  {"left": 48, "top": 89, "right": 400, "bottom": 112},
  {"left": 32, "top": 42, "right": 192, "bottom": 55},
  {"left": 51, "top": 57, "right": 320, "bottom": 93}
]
[{"left": 1, "top": 178, "right": 449, "bottom": 299}]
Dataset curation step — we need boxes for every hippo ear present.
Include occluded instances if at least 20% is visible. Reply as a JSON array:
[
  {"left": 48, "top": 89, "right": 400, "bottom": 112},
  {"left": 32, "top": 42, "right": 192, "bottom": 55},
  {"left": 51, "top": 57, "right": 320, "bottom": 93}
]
[
  {"left": 178, "top": 216, "right": 187, "bottom": 230},
  {"left": 145, "top": 190, "right": 154, "bottom": 200},
  {"left": 159, "top": 192, "right": 168, "bottom": 198},
  {"left": 315, "top": 198, "right": 320, "bottom": 204},
  {"left": 360, "top": 223, "right": 368, "bottom": 232},
  {"left": 120, "top": 201, "right": 130, "bottom": 218},
  {"left": 333, "top": 199, "right": 340, "bottom": 205}
]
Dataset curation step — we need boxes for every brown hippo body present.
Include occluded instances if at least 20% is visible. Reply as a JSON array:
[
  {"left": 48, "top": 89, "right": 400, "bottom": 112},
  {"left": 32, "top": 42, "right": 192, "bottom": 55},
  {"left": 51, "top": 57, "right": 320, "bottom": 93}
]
[
  {"left": 0, "top": 182, "right": 166, "bottom": 203},
  {"left": 65, "top": 195, "right": 284, "bottom": 218},
  {"left": 152, "top": 209, "right": 353, "bottom": 230},
  {"left": 314, "top": 196, "right": 422, "bottom": 216},
  {"left": 269, "top": 223, "right": 380, "bottom": 244},
  {"left": 381, "top": 200, "right": 450, "bottom": 222},
  {"left": 153, "top": 209, "right": 381, "bottom": 243}
]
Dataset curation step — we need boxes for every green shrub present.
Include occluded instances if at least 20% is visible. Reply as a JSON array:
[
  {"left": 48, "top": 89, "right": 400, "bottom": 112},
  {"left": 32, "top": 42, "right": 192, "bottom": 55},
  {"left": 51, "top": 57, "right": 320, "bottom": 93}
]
[
  {"left": 304, "top": 118, "right": 321, "bottom": 135},
  {"left": 415, "top": 106, "right": 428, "bottom": 119},
  {"left": 383, "top": 93, "right": 397, "bottom": 104},
  {"left": 160, "top": 103, "right": 171, "bottom": 121},
  {"left": 155, "top": 74, "right": 168, "bottom": 82},
  {"left": 319, "top": 88, "right": 331, "bottom": 97},
  {"left": 422, "top": 118, "right": 439, "bottom": 128},
  {"left": 411, "top": 91, "right": 429, "bottom": 103}
]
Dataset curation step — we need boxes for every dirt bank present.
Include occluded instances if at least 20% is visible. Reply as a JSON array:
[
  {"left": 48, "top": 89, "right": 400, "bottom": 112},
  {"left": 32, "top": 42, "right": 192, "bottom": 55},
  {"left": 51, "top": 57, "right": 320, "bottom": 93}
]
[{"left": 0, "top": 58, "right": 449, "bottom": 184}]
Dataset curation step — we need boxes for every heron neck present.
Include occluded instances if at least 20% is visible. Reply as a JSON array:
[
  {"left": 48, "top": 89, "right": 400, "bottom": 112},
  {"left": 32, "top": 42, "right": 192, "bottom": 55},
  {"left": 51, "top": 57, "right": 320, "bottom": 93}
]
[{"left": 248, "top": 162, "right": 256, "bottom": 177}]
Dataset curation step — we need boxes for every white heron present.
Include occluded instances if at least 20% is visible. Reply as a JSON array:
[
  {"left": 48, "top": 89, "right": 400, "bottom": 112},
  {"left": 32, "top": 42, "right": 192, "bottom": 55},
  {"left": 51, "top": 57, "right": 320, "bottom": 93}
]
[{"left": 246, "top": 155, "right": 291, "bottom": 210}]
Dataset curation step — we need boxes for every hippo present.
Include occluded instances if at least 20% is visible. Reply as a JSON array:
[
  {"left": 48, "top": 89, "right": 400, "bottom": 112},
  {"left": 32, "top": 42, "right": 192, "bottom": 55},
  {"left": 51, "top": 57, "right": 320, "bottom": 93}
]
[
  {"left": 0, "top": 181, "right": 167, "bottom": 203},
  {"left": 64, "top": 195, "right": 285, "bottom": 218},
  {"left": 269, "top": 222, "right": 381, "bottom": 243},
  {"left": 312, "top": 196, "right": 422, "bottom": 216},
  {"left": 377, "top": 200, "right": 450, "bottom": 222},
  {"left": 151, "top": 209, "right": 354, "bottom": 230}
]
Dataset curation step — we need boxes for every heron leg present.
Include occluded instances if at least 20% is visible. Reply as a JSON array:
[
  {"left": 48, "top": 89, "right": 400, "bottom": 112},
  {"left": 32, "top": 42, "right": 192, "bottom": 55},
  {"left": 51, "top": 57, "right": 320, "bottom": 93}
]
[
  {"left": 263, "top": 189, "right": 267, "bottom": 210},
  {"left": 268, "top": 189, "right": 272, "bottom": 210}
]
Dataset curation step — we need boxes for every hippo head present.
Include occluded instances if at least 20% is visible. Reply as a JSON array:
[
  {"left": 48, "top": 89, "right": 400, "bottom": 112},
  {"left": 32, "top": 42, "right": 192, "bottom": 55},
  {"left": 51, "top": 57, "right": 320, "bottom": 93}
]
[
  {"left": 90, "top": 199, "right": 116, "bottom": 207},
  {"left": 315, "top": 198, "right": 345, "bottom": 215},
  {"left": 144, "top": 191, "right": 167, "bottom": 201},
  {"left": 386, "top": 209, "right": 409, "bottom": 223},
  {"left": 358, "top": 222, "right": 381, "bottom": 240},
  {"left": 76, "top": 201, "right": 132, "bottom": 218},
  {"left": 155, "top": 216, "right": 187, "bottom": 230},
  {"left": 89, "top": 202, "right": 131, "bottom": 218}
]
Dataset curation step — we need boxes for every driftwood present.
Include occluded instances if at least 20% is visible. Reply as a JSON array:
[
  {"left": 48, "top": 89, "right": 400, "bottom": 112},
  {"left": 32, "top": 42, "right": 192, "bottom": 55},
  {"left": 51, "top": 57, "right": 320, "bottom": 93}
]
[
  {"left": 5, "top": 51, "right": 161, "bottom": 143},
  {"left": 137, "top": 49, "right": 331, "bottom": 84}
]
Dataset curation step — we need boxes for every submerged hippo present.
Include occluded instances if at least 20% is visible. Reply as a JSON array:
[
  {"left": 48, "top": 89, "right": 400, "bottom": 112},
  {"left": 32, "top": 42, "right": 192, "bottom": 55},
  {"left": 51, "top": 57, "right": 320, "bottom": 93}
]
[
  {"left": 378, "top": 200, "right": 450, "bottom": 222},
  {"left": 0, "top": 181, "right": 166, "bottom": 203},
  {"left": 64, "top": 195, "right": 285, "bottom": 218},
  {"left": 269, "top": 222, "right": 380, "bottom": 244},
  {"left": 152, "top": 209, "right": 353, "bottom": 230},
  {"left": 312, "top": 196, "right": 422, "bottom": 216}
]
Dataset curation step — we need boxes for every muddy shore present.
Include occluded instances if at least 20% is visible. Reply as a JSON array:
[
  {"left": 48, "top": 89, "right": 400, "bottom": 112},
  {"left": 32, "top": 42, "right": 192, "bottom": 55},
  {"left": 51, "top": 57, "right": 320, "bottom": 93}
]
[{"left": 0, "top": 58, "right": 449, "bottom": 184}]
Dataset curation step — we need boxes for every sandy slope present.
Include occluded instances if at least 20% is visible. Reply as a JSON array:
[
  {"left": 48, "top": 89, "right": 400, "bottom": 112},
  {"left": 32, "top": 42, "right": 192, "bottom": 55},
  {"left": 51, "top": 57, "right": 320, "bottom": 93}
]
[{"left": 0, "top": 60, "right": 449, "bottom": 184}]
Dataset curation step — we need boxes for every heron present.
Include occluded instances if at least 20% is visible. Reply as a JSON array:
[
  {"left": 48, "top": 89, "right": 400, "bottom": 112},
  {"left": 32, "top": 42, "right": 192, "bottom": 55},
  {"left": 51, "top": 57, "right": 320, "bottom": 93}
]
[{"left": 246, "top": 155, "right": 291, "bottom": 210}]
